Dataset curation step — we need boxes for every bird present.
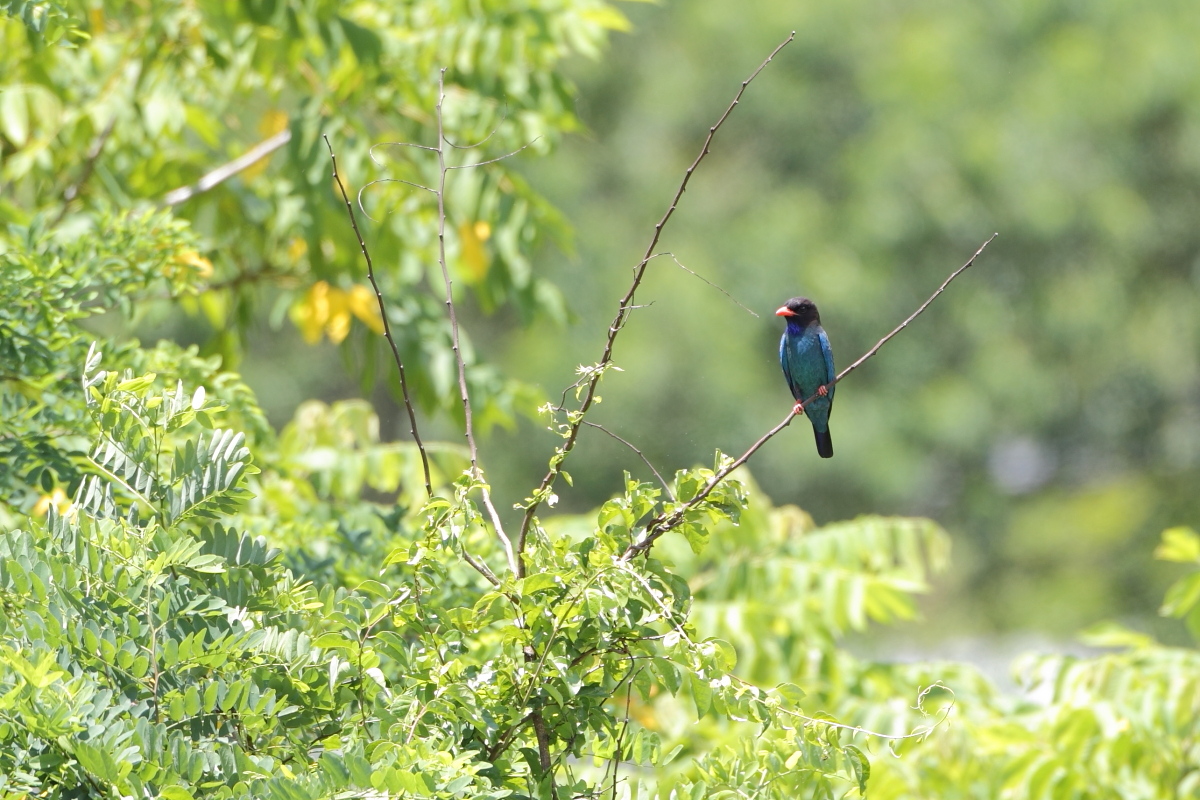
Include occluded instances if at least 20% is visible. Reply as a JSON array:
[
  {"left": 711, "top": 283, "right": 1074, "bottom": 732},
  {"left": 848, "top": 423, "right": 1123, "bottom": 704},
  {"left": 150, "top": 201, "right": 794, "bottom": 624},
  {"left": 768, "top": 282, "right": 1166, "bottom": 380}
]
[{"left": 776, "top": 297, "right": 835, "bottom": 458}]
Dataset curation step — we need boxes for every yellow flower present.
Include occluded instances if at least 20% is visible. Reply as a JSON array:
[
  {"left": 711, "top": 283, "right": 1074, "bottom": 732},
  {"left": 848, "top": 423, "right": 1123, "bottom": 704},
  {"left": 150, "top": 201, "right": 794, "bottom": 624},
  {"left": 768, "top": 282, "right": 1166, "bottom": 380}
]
[
  {"left": 346, "top": 284, "right": 385, "bottom": 335},
  {"left": 290, "top": 281, "right": 384, "bottom": 344},
  {"left": 458, "top": 220, "right": 492, "bottom": 282},
  {"left": 174, "top": 249, "right": 214, "bottom": 279},
  {"left": 33, "top": 488, "right": 71, "bottom": 517}
]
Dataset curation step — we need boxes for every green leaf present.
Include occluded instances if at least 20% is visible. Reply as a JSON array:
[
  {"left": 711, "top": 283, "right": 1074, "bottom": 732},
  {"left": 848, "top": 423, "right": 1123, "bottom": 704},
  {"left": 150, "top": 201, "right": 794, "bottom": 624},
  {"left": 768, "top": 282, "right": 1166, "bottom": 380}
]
[
  {"left": 1156, "top": 527, "right": 1200, "bottom": 563},
  {"left": 776, "top": 682, "right": 807, "bottom": 706},
  {"left": 689, "top": 673, "right": 713, "bottom": 719},
  {"left": 843, "top": 745, "right": 869, "bottom": 794},
  {"left": 520, "top": 572, "right": 559, "bottom": 595}
]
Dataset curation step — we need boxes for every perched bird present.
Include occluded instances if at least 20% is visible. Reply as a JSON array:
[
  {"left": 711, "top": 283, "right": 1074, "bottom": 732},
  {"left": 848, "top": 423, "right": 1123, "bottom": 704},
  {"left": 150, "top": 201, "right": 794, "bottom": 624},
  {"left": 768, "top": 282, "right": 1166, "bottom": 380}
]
[{"left": 776, "top": 297, "right": 835, "bottom": 458}]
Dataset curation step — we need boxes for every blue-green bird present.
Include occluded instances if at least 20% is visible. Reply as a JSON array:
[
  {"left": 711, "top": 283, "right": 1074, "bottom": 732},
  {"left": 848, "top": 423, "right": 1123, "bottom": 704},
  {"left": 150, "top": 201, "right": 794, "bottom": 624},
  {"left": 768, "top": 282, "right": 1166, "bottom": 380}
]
[{"left": 776, "top": 297, "right": 835, "bottom": 458}]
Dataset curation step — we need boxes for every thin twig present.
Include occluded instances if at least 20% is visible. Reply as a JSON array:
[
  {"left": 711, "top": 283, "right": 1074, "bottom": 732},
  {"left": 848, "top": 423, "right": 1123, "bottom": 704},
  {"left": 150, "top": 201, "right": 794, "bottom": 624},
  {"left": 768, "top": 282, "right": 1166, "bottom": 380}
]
[
  {"left": 622, "top": 233, "right": 998, "bottom": 560},
  {"left": 53, "top": 117, "right": 116, "bottom": 226},
  {"left": 610, "top": 662, "right": 638, "bottom": 800},
  {"left": 515, "top": 31, "right": 798, "bottom": 570},
  {"left": 583, "top": 422, "right": 676, "bottom": 502},
  {"left": 461, "top": 549, "right": 501, "bottom": 587},
  {"left": 433, "top": 70, "right": 516, "bottom": 571},
  {"left": 445, "top": 138, "right": 539, "bottom": 170},
  {"left": 370, "top": 141, "right": 440, "bottom": 161},
  {"left": 649, "top": 252, "right": 759, "bottom": 317},
  {"left": 443, "top": 102, "right": 508, "bottom": 149},
  {"left": 486, "top": 712, "right": 534, "bottom": 762},
  {"left": 356, "top": 177, "right": 438, "bottom": 222},
  {"left": 322, "top": 134, "right": 433, "bottom": 497},
  {"left": 764, "top": 679, "right": 956, "bottom": 743},
  {"left": 162, "top": 128, "right": 292, "bottom": 206}
]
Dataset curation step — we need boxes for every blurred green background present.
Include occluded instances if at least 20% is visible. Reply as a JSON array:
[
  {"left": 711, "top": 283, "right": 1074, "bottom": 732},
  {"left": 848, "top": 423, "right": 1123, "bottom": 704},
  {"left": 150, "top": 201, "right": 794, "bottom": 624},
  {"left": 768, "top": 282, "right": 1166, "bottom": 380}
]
[
  {"left": 476, "top": 0, "right": 1200, "bottom": 642},
  {"left": 7, "top": 0, "right": 1199, "bottom": 646}
]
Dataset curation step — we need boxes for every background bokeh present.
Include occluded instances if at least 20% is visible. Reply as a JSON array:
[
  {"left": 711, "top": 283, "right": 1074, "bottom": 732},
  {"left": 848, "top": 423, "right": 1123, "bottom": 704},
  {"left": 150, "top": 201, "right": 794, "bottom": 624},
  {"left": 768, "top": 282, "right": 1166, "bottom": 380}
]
[{"left": 472, "top": 0, "right": 1200, "bottom": 643}]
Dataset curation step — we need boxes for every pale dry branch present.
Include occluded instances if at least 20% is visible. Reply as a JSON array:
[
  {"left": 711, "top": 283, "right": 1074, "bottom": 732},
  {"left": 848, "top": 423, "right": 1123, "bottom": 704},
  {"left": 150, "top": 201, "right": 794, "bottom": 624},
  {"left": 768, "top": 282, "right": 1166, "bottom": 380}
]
[
  {"left": 432, "top": 70, "right": 516, "bottom": 571},
  {"left": 445, "top": 138, "right": 540, "bottom": 170},
  {"left": 162, "top": 129, "right": 292, "bottom": 207}
]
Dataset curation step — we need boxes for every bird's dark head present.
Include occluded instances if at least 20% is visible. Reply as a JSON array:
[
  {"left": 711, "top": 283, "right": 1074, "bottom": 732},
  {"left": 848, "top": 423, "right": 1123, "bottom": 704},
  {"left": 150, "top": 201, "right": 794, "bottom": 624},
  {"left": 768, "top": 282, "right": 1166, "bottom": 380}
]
[{"left": 775, "top": 297, "right": 821, "bottom": 327}]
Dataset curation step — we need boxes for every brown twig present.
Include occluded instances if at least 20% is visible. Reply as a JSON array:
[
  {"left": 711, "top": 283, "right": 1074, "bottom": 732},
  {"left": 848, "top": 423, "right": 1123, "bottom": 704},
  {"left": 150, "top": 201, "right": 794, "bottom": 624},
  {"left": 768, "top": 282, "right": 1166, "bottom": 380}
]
[
  {"left": 53, "top": 117, "right": 116, "bottom": 227},
  {"left": 486, "top": 712, "right": 534, "bottom": 762},
  {"left": 622, "top": 233, "right": 999, "bottom": 560},
  {"left": 650, "top": 252, "right": 759, "bottom": 317},
  {"left": 583, "top": 422, "right": 676, "bottom": 502},
  {"left": 515, "top": 31, "right": 797, "bottom": 572},
  {"left": 531, "top": 707, "right": 556, "bottom": 798},
  {"left": 609, "top": 662, "right": 638, "bottom": 800},
  {"left": 323, "top": 134, "right": 433, "bottom": 497},
  {"left": 433, "top": 70, "right": 516, "bottom": 572},
  {"left": 161, "top": 128, "right": 292, "bottom": 207}
]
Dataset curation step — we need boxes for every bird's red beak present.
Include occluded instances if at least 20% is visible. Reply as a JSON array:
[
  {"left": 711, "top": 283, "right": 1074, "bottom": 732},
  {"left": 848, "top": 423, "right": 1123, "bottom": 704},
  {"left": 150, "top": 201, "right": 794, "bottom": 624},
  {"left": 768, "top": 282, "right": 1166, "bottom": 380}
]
[{"left": 775, "top": 305, "right": 795, "bottom": 317}]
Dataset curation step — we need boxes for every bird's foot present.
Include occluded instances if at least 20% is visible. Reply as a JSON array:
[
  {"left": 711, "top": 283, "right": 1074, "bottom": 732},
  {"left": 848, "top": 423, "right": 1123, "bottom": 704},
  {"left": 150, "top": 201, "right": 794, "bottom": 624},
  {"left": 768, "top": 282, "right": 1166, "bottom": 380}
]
[
  {"left": 817, "top": 384, "right": 828, "bottom": 397},
  {"left": 792, "top": 401, "right": 806, "bottom": 416}
]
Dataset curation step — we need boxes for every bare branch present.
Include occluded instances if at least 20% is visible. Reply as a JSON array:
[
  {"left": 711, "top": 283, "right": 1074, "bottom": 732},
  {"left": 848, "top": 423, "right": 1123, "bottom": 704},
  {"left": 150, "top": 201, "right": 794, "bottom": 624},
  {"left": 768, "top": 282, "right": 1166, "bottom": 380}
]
[
  {"left": 583, "top": 422, "right": 676, "bottom": 503},
  {"left": 515, "top": 31, "right": 798, "bottom": 569},
  {"left": 322, "top": 135, "right": 433, "bottom": 498},
  {"left": 461, "top": 549, "right": 501, "bottom": 587},
  {"left": 53, "top": 117, "right": 116, "bottom": 226},
  {"left": 621, "top": 233, "right": 998, "bottom": 560},
  {"left": 162, "top": 129, "right": 292, "bottom": 207},
  {"left": 433, "top": 71, "right": 516, "bottom": 572},
  {"left": 649, "top": 251, "right": 759, "bottom": 317},
  {"left": 358, "top": 176, "right": 437, "bottom": 199}
]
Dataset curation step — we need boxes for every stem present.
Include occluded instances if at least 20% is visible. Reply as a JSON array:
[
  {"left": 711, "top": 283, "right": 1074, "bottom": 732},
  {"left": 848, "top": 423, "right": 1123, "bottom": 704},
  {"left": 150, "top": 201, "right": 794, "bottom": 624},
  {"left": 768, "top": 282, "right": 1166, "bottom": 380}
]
[
  {"left": 323, "top": 135, "right": 433, "bottom": 497},
  {"left": 162, "top": 129, "right": 292, "bottom": 207},
  {"left": 433, "top": 70, "right": 516, "bottom": 572}
]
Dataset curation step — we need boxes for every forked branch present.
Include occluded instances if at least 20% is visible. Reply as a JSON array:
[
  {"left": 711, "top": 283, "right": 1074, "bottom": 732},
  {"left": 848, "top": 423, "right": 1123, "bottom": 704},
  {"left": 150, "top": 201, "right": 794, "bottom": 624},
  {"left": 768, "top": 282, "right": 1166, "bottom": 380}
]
[
  {"left": 515, "top": 31, "right": 798, "bottom": 572},
  {"left": 621, "top": 233, "right": 999, "bottom": 560}
]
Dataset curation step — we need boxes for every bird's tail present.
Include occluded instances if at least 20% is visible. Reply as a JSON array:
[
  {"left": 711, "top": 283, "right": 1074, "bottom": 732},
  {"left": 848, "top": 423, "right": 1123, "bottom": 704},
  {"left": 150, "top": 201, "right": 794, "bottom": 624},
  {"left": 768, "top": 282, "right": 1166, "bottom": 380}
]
[{"left": 813, "top": 428, "right": 833, "bottom": 459}]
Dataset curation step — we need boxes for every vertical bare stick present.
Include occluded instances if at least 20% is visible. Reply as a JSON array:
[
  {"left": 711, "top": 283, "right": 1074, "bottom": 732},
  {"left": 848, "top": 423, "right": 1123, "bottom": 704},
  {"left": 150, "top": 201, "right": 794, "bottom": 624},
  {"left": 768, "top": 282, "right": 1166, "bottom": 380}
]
[
  {"left": 323, "top": 135, "right": 433, "bottom": 497},
  {"left": 515, "top": 31, "right": 797, "bottom": 571},
  {"left": 434, "top": 71, "right": 517, "bottom": 572}
]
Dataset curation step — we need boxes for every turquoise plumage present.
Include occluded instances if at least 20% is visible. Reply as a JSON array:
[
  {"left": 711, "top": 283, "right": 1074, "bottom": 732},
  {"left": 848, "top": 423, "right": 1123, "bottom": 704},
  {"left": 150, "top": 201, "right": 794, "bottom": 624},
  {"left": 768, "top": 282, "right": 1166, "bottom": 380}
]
[{"left": 776, "top": 297, "right": 835, "bottom": 458}]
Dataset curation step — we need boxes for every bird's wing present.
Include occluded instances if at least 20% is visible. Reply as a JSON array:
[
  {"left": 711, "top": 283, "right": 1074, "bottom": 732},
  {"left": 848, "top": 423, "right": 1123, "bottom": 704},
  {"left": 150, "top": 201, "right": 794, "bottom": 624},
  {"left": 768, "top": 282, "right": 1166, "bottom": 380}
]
[
  {"left": 817, "top": 328, "right": 836, "bottom": 388},
  {"left": 779, "top": 333, "right": 796, "bottom": 394}
]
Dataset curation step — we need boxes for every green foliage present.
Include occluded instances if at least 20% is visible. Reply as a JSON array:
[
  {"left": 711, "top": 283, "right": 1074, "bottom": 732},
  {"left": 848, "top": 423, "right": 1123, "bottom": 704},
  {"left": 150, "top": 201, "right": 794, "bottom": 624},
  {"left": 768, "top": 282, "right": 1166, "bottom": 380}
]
[
  {"left": 4, "top": 4, "right": 1200, "bottom": 798},
  {"left": 1, "top": 346, "right": 895, "bottom": 797},
  {"left": 0, "top": 212, "right": 214, "bottom": 508},
  {"left": 0, "top": 0, "right": 630, "bottom": 424}
]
